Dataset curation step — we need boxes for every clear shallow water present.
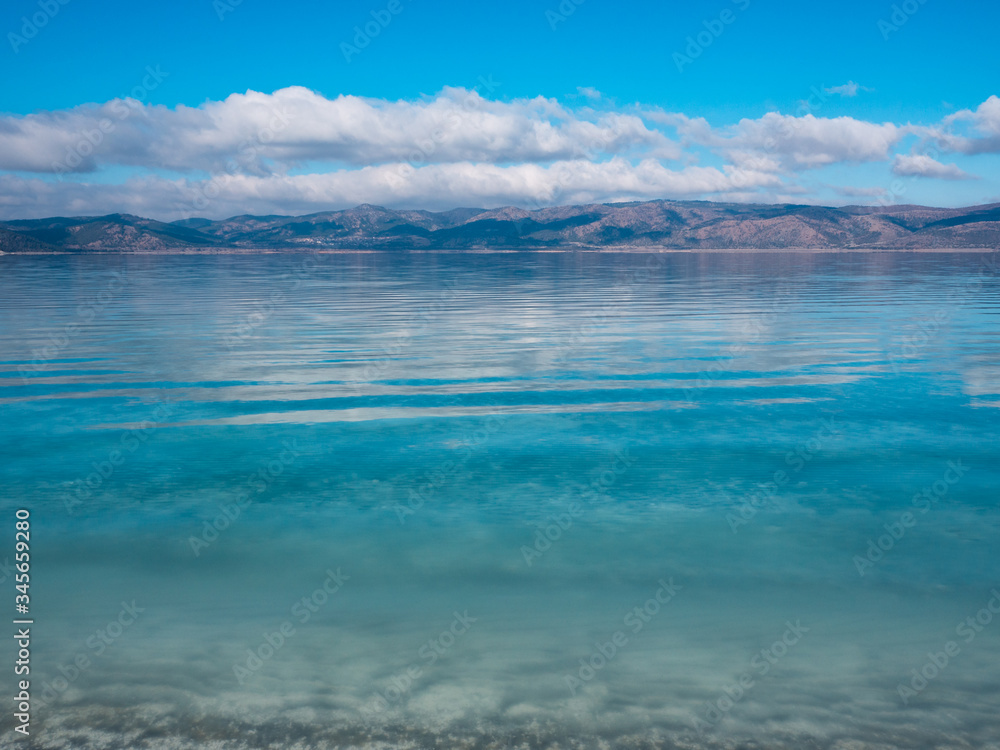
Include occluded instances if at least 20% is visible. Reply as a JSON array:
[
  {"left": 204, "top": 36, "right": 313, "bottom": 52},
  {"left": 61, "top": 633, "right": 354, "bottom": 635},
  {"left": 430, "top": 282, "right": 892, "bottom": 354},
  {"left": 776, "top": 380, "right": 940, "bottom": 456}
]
[{"left": 1, "top": 251, "right": 999, "bottom": 749}]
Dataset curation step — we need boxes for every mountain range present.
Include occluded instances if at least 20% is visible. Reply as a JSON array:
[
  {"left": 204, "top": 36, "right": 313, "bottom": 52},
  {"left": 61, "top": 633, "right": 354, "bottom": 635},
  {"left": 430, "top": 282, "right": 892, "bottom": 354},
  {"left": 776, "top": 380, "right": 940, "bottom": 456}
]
[{"left": 2, "top": 200, "right": 1000, "bottom": 252}]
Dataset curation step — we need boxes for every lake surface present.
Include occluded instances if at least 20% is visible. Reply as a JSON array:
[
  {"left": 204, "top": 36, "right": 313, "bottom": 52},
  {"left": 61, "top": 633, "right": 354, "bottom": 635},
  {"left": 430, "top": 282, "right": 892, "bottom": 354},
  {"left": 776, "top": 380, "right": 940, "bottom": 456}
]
[{"left": 1, "top": 251, "right": 999, "bottom": 749}]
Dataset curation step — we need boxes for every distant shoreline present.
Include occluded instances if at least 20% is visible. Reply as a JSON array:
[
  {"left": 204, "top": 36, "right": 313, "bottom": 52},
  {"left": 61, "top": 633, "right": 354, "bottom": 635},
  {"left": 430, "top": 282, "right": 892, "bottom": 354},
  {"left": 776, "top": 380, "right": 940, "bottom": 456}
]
[
  {"left": 3, "top": 246, "right": 998, "bottom": 256},
  {"left": 3, "top": 200, "right": 1000, "bottom": 255}
]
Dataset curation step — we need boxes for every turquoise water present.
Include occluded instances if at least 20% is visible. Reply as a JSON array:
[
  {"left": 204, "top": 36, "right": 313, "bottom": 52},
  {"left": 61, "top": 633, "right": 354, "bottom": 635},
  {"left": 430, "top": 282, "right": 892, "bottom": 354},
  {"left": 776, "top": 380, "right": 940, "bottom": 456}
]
[{"left": 1, "top": 251, "right": 999, "bottom": 749}]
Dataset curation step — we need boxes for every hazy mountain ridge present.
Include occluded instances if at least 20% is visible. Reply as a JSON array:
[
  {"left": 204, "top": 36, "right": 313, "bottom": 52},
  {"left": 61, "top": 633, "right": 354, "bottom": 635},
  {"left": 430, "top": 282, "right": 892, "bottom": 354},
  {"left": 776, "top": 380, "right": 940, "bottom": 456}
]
[{"left": 2, "top": 200, "right": 1000, "bottom": 252}]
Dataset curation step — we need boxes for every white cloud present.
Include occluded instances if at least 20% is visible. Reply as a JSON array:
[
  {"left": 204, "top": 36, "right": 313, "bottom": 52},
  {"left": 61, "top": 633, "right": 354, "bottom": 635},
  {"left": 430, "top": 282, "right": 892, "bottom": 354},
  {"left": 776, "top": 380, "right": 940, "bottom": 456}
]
[
  {"left": 651, "top": 110, "right": 903, "bottom": 170},
  {"left": 936, "top": 95, "right": 1000, "bottom": 154},
  {"left": 891, "top": 154, "right": 976, "bottom": 180},
  {"left": 0, "top": 87, "right": 677, "bottom": 176},
  {"left": 0, "top": 159, "right": 784, "bottom": 221},
  {"left": 824, "top": 82, "right": 871, "bottom": 97},
  {"left": 0, "top": 88, "right": 998, "bottom": 218},
  {"left": 726, "top": 113, "right": 903, "bottom": 168}
]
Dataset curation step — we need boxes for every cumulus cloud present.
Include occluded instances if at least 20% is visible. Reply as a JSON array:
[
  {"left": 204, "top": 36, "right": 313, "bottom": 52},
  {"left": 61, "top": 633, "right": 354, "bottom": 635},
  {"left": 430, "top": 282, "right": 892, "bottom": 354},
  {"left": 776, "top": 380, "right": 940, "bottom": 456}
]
[
  {"left": 0, "top": 87, "right": 997, "bottom": 218},
  {"left": 652, "top": 111, "right": 903, "bottom": 170},
  {"left": 0, "top": 86, "right": 677, "bottom": 176},
  {"left": 891, "top": 154, "right": 976, "bottom": 180},
  {"left": 725, "top": 113, "right": 902, "bottom": 168},
  {"left": 935, "top": 95, "right": 1000, "bottom": 154}
]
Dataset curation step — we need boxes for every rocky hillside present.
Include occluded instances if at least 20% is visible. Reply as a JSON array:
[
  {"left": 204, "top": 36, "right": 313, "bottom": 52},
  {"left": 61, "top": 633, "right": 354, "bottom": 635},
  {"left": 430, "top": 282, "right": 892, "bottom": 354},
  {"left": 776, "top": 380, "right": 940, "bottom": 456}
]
[{"left": 3, "top": 200, "right": 999, "bottom": 252}]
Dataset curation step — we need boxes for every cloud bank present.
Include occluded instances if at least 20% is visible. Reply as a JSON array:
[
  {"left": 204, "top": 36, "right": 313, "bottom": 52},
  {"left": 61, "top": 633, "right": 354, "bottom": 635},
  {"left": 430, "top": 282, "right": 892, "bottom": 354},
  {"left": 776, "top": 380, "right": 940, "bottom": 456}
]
[{"left": 0, "top": 87, "right": 995, "bottom": 220}]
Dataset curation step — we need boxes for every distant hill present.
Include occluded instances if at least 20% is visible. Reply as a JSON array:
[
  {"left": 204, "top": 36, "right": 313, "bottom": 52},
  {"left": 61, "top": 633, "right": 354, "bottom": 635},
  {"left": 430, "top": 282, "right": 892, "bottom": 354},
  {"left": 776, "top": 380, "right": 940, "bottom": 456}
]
[{"left": 3, "top": 200, "right": 1000, "bottom": 252}]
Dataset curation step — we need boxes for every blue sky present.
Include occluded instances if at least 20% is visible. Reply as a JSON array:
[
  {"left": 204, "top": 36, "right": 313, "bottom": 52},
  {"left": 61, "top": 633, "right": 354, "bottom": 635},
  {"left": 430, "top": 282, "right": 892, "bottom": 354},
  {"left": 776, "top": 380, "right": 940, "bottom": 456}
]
[{"left": 2, "top": 0, "right": 998, "bottom": 218}]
